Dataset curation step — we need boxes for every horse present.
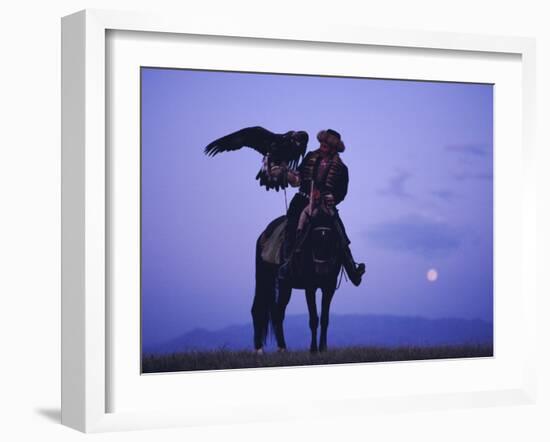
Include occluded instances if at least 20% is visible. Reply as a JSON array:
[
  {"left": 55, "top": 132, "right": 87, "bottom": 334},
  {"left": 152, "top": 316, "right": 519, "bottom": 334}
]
[{"left": 251, "top": 209, "right": 343, "bottom": 353}]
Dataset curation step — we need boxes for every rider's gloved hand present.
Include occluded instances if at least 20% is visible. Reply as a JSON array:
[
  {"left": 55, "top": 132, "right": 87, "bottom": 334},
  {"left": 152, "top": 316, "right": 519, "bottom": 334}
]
[
  {"left": 269, "top": 165, "right": 283, "bottom": 178},
  {"left": 287, "top": 170, "right": 300, "bottom": 187}
]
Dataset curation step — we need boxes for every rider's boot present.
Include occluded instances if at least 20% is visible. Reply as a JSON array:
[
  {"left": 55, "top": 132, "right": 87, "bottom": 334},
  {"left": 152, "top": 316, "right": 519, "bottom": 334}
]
[
  {"left": 330, "top": 211, "right": 365, "bottom": 286},
  {"left": 342, "top": 245, "right": 366, "bottom": 287}
]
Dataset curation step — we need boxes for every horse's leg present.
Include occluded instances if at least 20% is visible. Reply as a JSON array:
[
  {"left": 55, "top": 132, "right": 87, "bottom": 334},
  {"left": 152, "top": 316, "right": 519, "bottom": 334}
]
[
  {"left": 319, "top": 288, "right": 335, "bottom": 352},
  {"left": 274, "top": 281, "right": 292, "bottom": 351},
  {"left": 251, "top": 291, "right": 268, "bottom": 352},
  {"left": 305, "top": 288, "right": 319, "bottom": 353}
]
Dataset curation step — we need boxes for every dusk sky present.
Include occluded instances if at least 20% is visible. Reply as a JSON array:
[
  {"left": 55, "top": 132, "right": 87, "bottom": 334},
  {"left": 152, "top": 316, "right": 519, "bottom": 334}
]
[{"left": 141, "top": 68, "right": 493, "bottom": 349}]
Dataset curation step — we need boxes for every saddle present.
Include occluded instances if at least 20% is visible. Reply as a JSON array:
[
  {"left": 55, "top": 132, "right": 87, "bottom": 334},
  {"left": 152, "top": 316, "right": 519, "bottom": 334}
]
[
  {"left": 259, "top": 216, "right": 312, "bottom": 269},
  {"left": 261, "top": 211, "right": 340, "bottom": 283}
]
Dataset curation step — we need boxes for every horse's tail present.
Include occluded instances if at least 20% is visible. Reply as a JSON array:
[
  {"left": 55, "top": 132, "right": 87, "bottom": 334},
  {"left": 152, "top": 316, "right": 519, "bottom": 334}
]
[
  {"left": 251, "top": 232, "right": 276, "bottom": 349},
  {"left": 251, "top": 216, "right": 286, "bottom": 350}
]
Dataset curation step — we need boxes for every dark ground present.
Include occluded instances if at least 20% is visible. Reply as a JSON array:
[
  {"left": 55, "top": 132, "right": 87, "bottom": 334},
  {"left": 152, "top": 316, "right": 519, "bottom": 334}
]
[{"left": 142, "top": 344, "right": 493, "bottom": 373}]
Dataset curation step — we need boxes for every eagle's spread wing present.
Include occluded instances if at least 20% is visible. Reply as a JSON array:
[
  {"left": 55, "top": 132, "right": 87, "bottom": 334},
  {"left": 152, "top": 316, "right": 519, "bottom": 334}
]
[
  {"left": 204, "top": 126, "right": 309, "bottom": 191},
  {"left": 204, "top": 126, "right": 276, "bottom": 157}
]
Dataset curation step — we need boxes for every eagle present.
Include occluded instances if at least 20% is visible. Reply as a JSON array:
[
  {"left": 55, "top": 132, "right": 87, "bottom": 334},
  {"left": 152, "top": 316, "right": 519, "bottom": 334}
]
[{"left": 204, "top": 126, "right": 308, "bottom": 191}]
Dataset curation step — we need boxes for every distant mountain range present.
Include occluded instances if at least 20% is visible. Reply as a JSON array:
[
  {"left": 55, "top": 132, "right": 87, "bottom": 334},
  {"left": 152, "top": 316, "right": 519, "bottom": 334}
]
[{"left": 144, "top": 314, "right": 493, "bottom": 354}]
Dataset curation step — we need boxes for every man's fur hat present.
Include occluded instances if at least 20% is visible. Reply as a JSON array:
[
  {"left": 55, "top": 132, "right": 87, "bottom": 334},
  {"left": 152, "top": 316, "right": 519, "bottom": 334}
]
[{"left": 317, "top": 129, "right": 346, "bottom": 152}]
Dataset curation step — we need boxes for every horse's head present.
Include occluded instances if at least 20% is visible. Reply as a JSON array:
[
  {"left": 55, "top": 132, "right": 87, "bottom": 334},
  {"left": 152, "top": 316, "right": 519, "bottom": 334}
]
[{"left": 309, "top": 210, "right": 339, "bottom": 276}]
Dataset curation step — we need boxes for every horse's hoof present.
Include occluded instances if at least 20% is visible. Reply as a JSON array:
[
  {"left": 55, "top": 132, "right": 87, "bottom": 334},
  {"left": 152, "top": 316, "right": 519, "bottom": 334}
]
[
  {"left": 255, "top": 348, "right": 264, "bottom": 355},
  {"left": 319, "top": 347, "right": 327, "bottom": 353},
  {"left": 310, "top": 348, "right": 318, "bottom": 354},
  {"left": 277, "top": 347, "right": 287, "bottom": 353}
]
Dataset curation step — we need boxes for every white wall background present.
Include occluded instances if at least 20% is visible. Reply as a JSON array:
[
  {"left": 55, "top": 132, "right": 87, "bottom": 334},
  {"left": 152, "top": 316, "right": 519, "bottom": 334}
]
[{"left": 0, "top": 1, "right": 548, "bottom": 440}]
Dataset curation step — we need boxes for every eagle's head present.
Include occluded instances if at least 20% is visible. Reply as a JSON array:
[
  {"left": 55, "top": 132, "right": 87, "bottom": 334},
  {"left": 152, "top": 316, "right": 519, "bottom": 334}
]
[{"left": 290, "top": 131, "right": 309, "bottom": 155}]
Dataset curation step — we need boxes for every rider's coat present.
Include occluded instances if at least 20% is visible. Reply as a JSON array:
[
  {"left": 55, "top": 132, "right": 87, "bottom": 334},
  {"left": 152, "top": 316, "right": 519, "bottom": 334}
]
[
  {"left": 285, "top": 148, "right": 351, "bottom": 249},
  {"left": 296, "top": 149, "right": 349, "bottom": 205}
]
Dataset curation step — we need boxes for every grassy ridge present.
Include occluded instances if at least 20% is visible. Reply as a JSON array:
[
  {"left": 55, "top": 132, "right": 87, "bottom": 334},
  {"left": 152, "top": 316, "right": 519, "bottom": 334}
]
[{"left": 142, "top": 344, "right": 493, "bottom": 373}]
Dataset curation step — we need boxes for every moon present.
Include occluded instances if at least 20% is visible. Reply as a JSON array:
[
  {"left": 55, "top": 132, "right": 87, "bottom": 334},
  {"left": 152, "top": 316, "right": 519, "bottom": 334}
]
[{"left": 426, "top": 268, "right": 438, "bottom": 282}]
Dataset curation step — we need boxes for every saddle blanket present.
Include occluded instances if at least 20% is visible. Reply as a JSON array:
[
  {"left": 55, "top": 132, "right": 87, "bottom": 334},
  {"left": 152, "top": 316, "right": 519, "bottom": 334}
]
[{"left": 261, "top": 219, "right": 287, "bottom": 265}]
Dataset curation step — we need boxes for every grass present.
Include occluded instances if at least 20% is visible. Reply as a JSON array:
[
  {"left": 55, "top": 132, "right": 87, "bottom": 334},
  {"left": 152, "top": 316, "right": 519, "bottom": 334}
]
[{"left": 142, "top": 344, "right": 493, "bottom": 373}]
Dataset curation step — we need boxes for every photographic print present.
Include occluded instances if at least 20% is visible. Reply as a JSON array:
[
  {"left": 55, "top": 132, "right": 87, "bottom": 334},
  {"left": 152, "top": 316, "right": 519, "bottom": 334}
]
[{"left": 140, "top": 67, "right": 493, "bottom": 373}]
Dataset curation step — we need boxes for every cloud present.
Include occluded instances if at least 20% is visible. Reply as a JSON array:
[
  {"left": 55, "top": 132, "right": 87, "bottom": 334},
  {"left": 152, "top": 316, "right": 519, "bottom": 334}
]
[
  {"left": 445, "top": 144, "right": 492, "bottom": 181},
  {"left": 378, "top": 170, "right": 414, "bottom": 199},
  {"left": 446, "top": 144, "right": 488, "bottom": 157},
  {"left": 366, "top": 215, "right": 461, "bottom": 258}
]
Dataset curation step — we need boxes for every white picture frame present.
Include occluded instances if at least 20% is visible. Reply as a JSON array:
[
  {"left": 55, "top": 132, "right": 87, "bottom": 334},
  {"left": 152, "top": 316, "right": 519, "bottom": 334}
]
[{"left": 61, "top": 9, "right": 537, "bottom": 433}]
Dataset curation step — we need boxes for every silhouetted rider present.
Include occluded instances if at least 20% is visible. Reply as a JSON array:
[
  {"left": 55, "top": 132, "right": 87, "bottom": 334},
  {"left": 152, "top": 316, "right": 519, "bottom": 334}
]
[{"left": 278, "top": 129, "right": 365, "bottom": 286}]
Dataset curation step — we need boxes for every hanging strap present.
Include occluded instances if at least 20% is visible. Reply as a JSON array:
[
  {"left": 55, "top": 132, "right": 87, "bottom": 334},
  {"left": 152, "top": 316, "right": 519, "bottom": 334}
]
[{"left": 336, "top": 265, "right": 347, "bottom": 290}]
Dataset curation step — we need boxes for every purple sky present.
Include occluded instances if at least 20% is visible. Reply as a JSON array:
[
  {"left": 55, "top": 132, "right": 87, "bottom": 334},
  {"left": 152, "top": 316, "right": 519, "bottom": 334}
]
[{"left": 141, "top": 68, "right": 493, "bottom": 348}]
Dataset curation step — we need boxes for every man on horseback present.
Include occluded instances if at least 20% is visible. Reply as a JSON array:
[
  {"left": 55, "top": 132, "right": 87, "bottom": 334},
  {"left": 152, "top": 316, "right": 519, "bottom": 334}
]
[{"left": 278, "top": 129, "right": 366, "bottom": 286}]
